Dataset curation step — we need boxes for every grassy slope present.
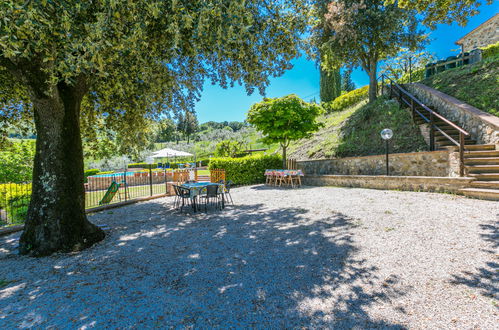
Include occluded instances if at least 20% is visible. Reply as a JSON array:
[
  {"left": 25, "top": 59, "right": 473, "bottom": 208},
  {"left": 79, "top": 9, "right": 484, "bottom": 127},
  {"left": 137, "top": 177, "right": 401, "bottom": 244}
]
[
  {"left": 420, "top": 55, "right": 499, "bottom": 116},
  {"left": 289, "top": 97, "right": 428, "bottom": 160}
]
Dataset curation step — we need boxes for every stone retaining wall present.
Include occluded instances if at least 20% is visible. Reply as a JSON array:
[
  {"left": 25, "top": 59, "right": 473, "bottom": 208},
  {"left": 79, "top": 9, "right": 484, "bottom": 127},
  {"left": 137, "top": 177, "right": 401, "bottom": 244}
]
[
  {"left": 406, "top": 83, "right": 499, "bottom": 145},
  {"left": 297, "top": 150, "right": 459, "bottom": 177},
  {"left": 303, "top": 175, "right": 473, "bottom": 194}
]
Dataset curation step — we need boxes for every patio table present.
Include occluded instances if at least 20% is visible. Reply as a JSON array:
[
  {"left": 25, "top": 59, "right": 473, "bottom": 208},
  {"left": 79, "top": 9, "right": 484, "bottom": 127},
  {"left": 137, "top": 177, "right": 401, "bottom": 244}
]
[
  {"left": 181, "top": 182, "right": 225, "bottom": 210},
  {"left": 265, "top": 169, "right": 304, "bottom": 187}
]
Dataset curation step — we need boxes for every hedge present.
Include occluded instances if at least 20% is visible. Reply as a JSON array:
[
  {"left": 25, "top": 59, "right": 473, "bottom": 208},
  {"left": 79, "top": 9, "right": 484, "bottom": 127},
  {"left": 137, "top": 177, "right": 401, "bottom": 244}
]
[
  {"left": 209, "top": 154, "right": 282, "bottom": 185},
  {"left": 84, "top": 169, "right": 100, "bottom": 182},
  {"left": 128, "top": 162, "right": 158, "bottom": 169},
  {"left": 128, "top": 162, "right": 199, "bottom": 169},
  {"left": 322, "top": 86, "right": 369, "bottom": 113},
  {"left": 481, "top": 41, "right": 499, "bottom": 60},
  {"left": 0, "top": 183, "right": 31, "bottom": 225},
  {"left": 197, "top": 159, "right": 210, "bottom": 167}
]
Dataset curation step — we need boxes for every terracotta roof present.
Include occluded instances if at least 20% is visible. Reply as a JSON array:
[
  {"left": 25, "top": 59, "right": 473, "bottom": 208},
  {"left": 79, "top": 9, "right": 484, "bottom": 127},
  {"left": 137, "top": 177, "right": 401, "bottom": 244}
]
[{"left": 455, "top": 13, "right": 499, "bottom": 45}]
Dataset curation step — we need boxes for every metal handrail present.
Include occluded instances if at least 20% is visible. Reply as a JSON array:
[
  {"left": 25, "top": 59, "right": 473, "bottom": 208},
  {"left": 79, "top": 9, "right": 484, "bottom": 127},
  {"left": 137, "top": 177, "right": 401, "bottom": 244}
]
[
  {"left": 383, "top": 75, "right": 469, "bottom": 136},
  {"left": 381, "top": 74, "right": 468, "bottom": 176}
]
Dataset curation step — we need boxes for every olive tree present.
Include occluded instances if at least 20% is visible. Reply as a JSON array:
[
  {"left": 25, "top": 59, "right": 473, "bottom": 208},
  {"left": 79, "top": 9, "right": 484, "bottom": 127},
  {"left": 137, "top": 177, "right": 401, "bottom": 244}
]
[
  {"left": 0, "top": 0, "right": 309, "bottom": 256},
  {"left": 247, "top": 95, "right": 323, "bottom": 168}
]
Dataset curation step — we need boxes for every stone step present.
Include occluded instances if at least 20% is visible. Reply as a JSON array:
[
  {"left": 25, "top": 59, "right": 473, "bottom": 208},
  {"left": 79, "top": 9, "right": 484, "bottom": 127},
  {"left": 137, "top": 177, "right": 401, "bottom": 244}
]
[
  {"left": 459, "top": 188, "right": 499, "bottom": 201},
  {"left": 435, "top": 141, "right": 475, "bottom": 147},
  {"left": 434, "top": 129, "right": 470, "bottom": 136},
  {"left": 464, "top": 144, "right": 496, "bottom": 151},
  {"left": 466, "top": 165, "right": 499, "bottom": 173},
  {"left": 469, "top": 173, "right": 499, "bottom": 180},
  {"left": 464, "top": 157, "right": 499, "bottom": 165},
  {"left": 415, "top": 119, "right": 451, "bottom": 126},
  {"left": 470, "top": 181, "right": 499, "bottom": 189},
  {"left": 464, "top": 150, "right": 499, "bottom": 158},
  {"left": 434, "top": 133, "right": 473, "bottom": 140},
  {"left": 435, "top": 130, "right": 461, "bottom": 137}
]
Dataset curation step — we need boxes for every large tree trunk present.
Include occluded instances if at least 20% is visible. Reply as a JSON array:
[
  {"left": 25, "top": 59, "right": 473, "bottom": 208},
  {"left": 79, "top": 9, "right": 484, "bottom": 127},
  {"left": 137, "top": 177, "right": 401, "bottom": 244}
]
[
  {"left": 368, "top": 60, "right": 378, "bottom": 103},
  {"left": 19, "top": 81, "right": 105, "bottom": 256}
]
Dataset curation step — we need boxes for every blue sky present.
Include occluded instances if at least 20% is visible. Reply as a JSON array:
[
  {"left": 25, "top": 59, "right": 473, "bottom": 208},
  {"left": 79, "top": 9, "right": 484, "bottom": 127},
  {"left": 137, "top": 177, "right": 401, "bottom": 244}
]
[{"left": 195, "top": 3, "right": 498, "bottom": 123}]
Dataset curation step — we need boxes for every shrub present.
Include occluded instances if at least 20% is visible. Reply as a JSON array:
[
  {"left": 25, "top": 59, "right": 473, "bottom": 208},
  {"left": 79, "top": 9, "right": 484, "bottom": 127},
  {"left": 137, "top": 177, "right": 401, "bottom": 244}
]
[
  {"left": 128, "top": 162, "right": 158, "bottom": 169},
  {"left": 398, "top": 67, "right": 425, "bottom": 83},
  {"left": 0, "top": 140, "right": 36, "bottom": 183},
  {"left": 322, "top": 86, "right": 369, "bottom": 113},
  {"left": 215, "top": 140, "right": 244, "bottom": 157},
  {"left": 197, "top": 159, "right": 210, "bottom": 167},
  {"left": 84, "top": 169, "right": 100, "bottom": 182},
  {"left": 481, "top": 41, "right": 499, "bottom": 60},
  {"left": 209, "top": 154, "right": 282, "bottom": 185},
  {"left": 0, "top": 183, "right": 32, "bottom": 225}
]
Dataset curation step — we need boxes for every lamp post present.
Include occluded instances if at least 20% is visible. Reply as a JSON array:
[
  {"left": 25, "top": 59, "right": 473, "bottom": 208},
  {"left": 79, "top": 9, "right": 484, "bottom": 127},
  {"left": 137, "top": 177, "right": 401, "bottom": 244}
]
[{"left": 380, "top": 128, "right": 393, "bottom": 176}]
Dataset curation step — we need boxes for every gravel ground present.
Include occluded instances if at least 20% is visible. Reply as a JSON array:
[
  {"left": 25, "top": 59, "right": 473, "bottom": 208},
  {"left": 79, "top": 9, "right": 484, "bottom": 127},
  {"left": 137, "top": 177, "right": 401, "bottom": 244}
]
[{"left": 0, "top": 185, "right": 497, "bottom": 329}]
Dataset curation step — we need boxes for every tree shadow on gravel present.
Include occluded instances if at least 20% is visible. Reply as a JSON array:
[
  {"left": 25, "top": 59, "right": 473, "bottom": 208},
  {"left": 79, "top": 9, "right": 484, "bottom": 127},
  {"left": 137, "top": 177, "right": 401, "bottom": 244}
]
[
  {"left": 0, "top": 200, "right": 409, "bottom": 328},
  {"left": 449, "top": 220, "right": 498, "bottom": 300}
]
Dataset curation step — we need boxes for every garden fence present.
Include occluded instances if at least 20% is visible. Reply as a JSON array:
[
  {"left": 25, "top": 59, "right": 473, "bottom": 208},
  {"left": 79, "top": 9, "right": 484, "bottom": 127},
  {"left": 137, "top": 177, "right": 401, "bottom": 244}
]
[
  {"left": 0, "top": 182, "right": 32, "bottom": 226},
  {"left": 0, "top": 168, "right": 186, "bottom": 227}
]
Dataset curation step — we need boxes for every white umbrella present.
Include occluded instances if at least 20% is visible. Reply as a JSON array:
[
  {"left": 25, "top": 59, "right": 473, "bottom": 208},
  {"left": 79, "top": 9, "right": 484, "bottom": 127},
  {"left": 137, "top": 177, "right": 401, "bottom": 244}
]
[{"left": 151, "top": 148, "right": 193, "bottom": 158}]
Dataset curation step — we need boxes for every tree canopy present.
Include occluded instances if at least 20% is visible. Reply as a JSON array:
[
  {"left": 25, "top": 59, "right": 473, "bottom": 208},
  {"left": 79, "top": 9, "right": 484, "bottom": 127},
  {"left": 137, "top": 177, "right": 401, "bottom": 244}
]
[
  {"left": 247, "top": 94, "right": 323, "bottom": 167},
  {"left": 319, "top": 0, "right": 426, "bottom": 102},
  {"left": 177, "top": 111, "right": 199, "bottom": 143},
  {"left": 388, "top": 0, "right": 492, "bottom": 28},
  {"left": 341, "top": 69, "right": 356, "bottom": 92},
  {"left": 0, "top": 0, "right": 310, "bottom": 256}
]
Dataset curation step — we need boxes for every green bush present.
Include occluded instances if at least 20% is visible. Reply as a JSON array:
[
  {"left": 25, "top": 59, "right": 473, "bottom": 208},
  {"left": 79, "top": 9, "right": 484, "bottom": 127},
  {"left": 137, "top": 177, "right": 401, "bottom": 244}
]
[
  {"left": 209, "top": 154, "right": 282, "bottom": 185},
  {"left": 0, "top": 183, "right": 32, "bottom": 225},
  {"left": 481, "top": 41, "right": 499, "bottom": 60},
  {"left": 197, "top": 159, "right": 210, "bottom": 167},
  {"left": 214, "top": 140, "right": 244, "bottom": 157},
  {"left": 128, "top": 162, "right": 158, "bottom": 169},
  {"left": 84, "top": 169, "right": 100, "bottom": 182},
  {"left": 322, "top": 86, "right": 369, "bottom": 113},
  {"left": 0, "top": 140, "right": 36, "bottom": 183},
  {"left": 398, "top": 67, "right": 425, "bottom": 83}
]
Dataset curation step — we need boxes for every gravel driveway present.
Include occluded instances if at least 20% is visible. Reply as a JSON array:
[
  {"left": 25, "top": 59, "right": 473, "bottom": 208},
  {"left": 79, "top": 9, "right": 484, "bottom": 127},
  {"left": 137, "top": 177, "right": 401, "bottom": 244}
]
[{"left": 0, "top": 185, "right": 497, "bottom": 328}]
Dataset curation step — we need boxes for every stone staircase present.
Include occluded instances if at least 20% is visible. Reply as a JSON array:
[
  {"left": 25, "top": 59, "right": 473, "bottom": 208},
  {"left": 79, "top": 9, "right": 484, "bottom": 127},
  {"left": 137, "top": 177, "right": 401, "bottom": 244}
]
[
  {"left": 388, "top": 83, "right": 499, "bottom": 201},
  {"left": 459, "top": 144, "right": 499, "bottom": 201},
  {"left": 413, "top": 110, "right": 499, "bottom": 200},
  {"left": 413, "top": 109, "right": 477, "bottom": 149}
]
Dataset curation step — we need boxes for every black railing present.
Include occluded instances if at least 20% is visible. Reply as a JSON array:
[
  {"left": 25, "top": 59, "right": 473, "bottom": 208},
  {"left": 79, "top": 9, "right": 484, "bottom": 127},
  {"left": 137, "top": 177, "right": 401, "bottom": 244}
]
[
  {"left": 381, "top": 74, "right": 470, "bottom": 176},
  {"left": 84, "top": 168, "right": 174, "bottom": 209},
  {"left": 0, "top": 182, "right": 32, "bottom": 226},
  {"left": 0, "top": 168, "right": 184, "bottom": 227}
]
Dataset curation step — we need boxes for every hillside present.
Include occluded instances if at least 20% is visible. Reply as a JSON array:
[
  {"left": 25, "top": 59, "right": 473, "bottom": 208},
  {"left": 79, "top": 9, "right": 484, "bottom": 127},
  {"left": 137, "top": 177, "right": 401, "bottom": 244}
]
[
  {"left": 289, "top": 97, "right": 428, "bottom": 160},
  {"left": 420, "top": 52, "right": 498, "bottom": 116}
]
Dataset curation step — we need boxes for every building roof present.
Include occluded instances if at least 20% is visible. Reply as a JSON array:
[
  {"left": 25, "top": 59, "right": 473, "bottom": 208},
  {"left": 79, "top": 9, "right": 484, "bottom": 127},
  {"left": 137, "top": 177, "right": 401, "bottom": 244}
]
[{"left": 455, "top": 13, "right": 499, "bottom": 45}]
